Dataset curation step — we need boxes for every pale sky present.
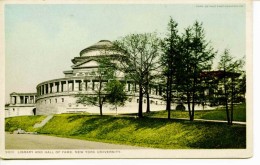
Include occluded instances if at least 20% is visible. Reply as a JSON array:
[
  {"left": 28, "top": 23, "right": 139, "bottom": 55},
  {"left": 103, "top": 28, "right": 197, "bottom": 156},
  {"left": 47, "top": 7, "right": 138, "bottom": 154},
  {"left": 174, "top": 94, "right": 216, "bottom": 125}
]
[{"left": 5, "top": 3, "right": 246, "bottom": 102}]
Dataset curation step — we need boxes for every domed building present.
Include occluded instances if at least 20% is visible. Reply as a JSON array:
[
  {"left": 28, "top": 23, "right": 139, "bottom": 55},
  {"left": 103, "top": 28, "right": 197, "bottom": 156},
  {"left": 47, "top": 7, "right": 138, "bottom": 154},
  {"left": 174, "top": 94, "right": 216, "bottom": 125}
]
[
  {"left": 6, "top": 40, "right": 233, "bottom": 118},
  {"left": 35, "top": 40, "right": 165, "bottom": 115}
]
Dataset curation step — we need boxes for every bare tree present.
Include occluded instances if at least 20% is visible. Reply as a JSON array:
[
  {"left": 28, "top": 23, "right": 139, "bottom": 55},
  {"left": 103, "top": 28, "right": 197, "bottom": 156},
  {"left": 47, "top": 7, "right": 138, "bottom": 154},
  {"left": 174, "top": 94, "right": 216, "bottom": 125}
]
[{"left": 113, "top": 33, "right": 161, "bottom": 118}]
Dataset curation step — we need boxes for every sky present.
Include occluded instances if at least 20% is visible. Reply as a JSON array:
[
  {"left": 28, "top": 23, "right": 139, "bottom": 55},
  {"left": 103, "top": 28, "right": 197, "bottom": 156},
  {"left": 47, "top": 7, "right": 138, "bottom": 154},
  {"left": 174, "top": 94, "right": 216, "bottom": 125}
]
[{"left": 4, "top": 3, "right": 246, "bottom": 102}]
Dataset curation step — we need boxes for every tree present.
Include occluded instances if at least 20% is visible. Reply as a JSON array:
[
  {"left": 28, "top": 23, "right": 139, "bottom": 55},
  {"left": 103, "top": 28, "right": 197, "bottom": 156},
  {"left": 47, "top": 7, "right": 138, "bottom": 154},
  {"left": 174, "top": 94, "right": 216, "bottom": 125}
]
[
  {"left": 218, "top": 49, "right": 245, "bottom": 124},
  {"left": 76, "top": 57, "right": 116, "bottom": 116},
  {"left": 161, "top": 17, "right": 181, "bottom": 119},
  {"left": 105, "top": 80, "right": 127, "bottom": 115},
  {"left": 178, "top": 21, "right": 216, "bottom": 121},
  {"left": 113, "top": 33, "right": 161, "bottom": 118}
]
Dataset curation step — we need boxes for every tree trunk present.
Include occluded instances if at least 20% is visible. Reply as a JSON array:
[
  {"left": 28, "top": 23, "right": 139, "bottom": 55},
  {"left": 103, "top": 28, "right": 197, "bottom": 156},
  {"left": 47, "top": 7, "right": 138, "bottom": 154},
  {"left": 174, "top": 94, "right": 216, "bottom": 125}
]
[
  {"left": 146, "top": 77, "right": 150, "bottom": 113},
  {"left": 138, "top": 84, "right": 143, "bottom": 118},
  {"left": 191, "top": 90, "right": 195, "bottom": 121},
  {"left": 168, "top": 75, "right": 173, "bottom": 120},
  {"left": 100, "top": 104, "right": 103, "bottom": 116},
  {"left": 231, "top": 77, "right": 234, "bottom": 125},
  {"left": 224, "top": 72, "right": 230, "bottom": 124},
  {"left": 191, "top": 75, "right": 197, "bottom": 121},
  {"left": 166, "top": 75, "right": 170, "bottom": 111},
  {"left": 99, "top": 80, "right": 103, "bottom": 116},
  {"left": 146, "top": 91, "right": 150, "bottom": 113},
  {"left": 187, "top": 92, "right": 191, "bottom": 119}
]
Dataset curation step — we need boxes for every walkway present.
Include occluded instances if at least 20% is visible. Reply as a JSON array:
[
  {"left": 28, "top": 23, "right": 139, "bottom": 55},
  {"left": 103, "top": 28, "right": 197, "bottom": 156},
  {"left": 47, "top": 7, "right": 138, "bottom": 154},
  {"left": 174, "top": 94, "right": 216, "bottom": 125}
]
[
  {"left": 5, "top": 133, "right": 143, "bottom": 149},
  {"left": 175, "top": 118, "right": 246, "bottom": 125}
]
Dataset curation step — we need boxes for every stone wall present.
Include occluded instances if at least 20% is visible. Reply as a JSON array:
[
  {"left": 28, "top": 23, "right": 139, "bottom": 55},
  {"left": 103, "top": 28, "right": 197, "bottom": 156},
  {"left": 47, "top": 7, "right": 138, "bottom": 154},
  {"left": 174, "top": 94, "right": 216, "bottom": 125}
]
[
  {"left": 5, "top": 106, "right": 36, "bottom": 118},
  {"left": 36, "top": 94, "right": 167, "bottom": 115}
]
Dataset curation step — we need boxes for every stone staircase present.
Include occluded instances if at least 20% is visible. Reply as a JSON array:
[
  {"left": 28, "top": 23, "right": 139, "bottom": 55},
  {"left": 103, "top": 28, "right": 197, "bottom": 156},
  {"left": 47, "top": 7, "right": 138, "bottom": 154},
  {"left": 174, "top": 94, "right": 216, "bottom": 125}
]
[{"left": 34, "top": 115, "right": 53, "bottom": 128}]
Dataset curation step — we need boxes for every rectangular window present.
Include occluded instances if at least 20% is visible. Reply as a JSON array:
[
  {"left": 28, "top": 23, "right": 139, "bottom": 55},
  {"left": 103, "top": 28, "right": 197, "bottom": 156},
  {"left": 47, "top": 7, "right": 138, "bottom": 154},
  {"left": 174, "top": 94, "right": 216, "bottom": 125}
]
[
  {"left": 62, "top": 98, "right": 64, "bottom": 102},
  {"left": 55, "top": 98, "right": 57, "bottom": 103}
]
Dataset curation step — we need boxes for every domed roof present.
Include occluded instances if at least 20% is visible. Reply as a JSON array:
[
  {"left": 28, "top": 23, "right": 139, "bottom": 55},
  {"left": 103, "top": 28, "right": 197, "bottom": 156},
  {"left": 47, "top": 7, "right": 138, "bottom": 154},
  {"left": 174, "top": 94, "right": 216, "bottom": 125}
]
[{"left": 80, "top": 40, "right": 114, "bottom": 57}]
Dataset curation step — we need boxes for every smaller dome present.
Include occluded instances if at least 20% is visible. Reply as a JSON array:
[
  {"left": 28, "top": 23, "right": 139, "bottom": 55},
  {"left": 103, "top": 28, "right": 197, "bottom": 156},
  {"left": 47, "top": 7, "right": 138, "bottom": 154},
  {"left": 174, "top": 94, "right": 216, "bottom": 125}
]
[{"left": 80, "top": 40, "right": 113, "bottom": 57}]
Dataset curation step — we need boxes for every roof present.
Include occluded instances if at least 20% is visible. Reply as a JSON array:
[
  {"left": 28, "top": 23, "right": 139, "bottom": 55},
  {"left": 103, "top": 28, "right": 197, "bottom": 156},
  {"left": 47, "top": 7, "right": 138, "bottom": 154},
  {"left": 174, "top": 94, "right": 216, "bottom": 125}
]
[
  {"left": 10, "top": 92, "right": 37, "bottom": 96},
  {"left": 79, "top": 40, "right": 113, "bottom": 57},
  {"left": 200, "top": 70, "right": 241, "bottom": 79}
]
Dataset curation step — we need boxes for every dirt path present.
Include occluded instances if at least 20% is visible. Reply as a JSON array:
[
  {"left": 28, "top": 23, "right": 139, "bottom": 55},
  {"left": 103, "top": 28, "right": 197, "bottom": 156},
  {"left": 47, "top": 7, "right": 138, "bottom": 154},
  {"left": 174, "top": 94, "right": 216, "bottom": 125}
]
[{"left": 5, "top": 133, "right": 143, "bottom": 149}]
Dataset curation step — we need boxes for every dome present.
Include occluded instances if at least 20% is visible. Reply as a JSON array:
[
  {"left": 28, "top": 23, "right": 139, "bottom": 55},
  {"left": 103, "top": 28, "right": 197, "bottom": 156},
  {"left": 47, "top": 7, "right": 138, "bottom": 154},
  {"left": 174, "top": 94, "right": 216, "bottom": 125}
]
[{"left": 80, "top": 40, "right": 114, "bottom": 57}]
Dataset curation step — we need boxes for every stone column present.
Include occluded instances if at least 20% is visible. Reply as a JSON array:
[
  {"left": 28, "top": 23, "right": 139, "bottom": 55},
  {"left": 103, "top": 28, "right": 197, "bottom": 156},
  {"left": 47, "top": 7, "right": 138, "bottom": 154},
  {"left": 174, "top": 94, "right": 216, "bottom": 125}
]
[
  {"left": 10, "top": 96, "right": 12, "bottom": 104},
  {"left": 66, "top": 80, "right": 69, "bottom": 92},
  {"left": 85, "top": 80, "right": 88, "bottom": 91},
  {"left": 17, "top": 95, "right": 20, "bottom": 104},
  {"left": 81, "top": 80, "right": 85, "bottom": 91},
  {"left": 42, "top": 85, "right": 44, "bottom": 95},
  {"left": 48, "top": 83, "right": 51, "bottom": 93},
  {"left": 55, "top": 82, "right": 58, "bottom": 93},
  {"left": 44, "top": 84, "right": 49, "bottom": 94},
  {"left": 59, "top": 81, "right": 62, "bottom": 92}
]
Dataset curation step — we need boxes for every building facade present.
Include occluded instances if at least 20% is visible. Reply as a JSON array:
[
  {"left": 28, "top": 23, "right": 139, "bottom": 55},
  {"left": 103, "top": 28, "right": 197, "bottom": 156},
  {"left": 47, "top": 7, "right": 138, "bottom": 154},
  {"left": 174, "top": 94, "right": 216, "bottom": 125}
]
[
  {"left": 6, "top": 40, "right": 230, "bottom": 117},
  {"left": 5, "top": 92, "right": 36, "bottom": 118},
  {"left": 35, "top": 40, "right": 166, "bottom": 115}
]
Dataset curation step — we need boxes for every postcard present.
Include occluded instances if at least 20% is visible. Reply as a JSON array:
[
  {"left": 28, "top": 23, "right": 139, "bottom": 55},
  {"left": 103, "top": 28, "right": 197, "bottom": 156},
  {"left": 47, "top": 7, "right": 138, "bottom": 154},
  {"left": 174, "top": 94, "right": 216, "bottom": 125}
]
[{"left": 0, "top": 0, "right": 252, "bottom": 159}]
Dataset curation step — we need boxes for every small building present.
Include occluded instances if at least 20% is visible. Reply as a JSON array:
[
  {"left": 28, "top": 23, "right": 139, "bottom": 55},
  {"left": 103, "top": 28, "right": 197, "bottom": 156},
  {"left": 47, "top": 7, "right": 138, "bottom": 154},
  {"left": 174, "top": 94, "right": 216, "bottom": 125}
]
[{"left": 5, "top": 92, "right": 37, "bottom": 118}]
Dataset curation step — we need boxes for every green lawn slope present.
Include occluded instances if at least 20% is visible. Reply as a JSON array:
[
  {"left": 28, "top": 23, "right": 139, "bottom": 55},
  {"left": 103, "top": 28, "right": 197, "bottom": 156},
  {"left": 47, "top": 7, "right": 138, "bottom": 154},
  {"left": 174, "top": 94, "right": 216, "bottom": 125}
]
[
  {"left": 4, "top": 104, "right": 246, "bottom": 149},
  {"left": 36, "top": 115, "right": 246, "bottom": 149},
  {"left": 5, "top": 115, "right": 46, "bottom": 132}
]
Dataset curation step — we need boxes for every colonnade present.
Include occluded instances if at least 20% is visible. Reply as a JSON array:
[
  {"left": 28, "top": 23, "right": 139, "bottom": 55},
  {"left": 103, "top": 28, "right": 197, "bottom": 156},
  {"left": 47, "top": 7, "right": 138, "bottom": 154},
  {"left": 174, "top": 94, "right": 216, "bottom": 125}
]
[
  {"left": 37, "top": 78, "right": 164, "bottom": 97},
  {"left": 10, "top": 94, "right": 36, "bottom": 104}
]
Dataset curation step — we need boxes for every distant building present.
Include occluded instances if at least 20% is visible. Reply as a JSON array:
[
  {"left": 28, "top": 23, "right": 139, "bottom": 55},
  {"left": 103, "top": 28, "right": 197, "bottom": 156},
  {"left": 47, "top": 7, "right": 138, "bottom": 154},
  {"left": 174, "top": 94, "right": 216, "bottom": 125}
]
[{"left": 5, "top": 92, "right": 36, "bottom": 118}]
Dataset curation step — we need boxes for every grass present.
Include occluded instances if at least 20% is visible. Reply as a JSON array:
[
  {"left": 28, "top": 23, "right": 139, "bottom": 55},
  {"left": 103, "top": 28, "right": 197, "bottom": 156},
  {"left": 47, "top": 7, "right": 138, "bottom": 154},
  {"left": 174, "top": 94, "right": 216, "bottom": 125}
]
[
  {"left": 145, "top": 103, "right": 246, "bottom": 122},
  {"left": 4, "top": 103, "right": 246, "bottom": 149},
  {"left": 36, "top": 115, "right": 246, "bottom": 149},
  {"left": 5, "top": 115, "right": 46, "bottom": 132}
]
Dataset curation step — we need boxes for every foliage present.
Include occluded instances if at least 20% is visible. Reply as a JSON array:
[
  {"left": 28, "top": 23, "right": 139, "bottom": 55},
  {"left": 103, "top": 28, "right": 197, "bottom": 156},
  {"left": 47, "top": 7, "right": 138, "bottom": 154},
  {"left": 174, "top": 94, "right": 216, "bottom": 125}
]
[
  {"left": 105, "top": 80, "right": 128, "bottom": 114},
  {"left": 113, "top": 33, "right": 161, "bottom": 117},
  {"left": 76, "top": 56, "right": 117, "bottom": 116},
  {"left": 176, "top": 21, "right": 216, "bottom": 121},
  {"left": 161, "top": 17, "right": 181, "bottom": 119},
  {"left": 218, "top": 49, "right": 245, "bottom": 124}
]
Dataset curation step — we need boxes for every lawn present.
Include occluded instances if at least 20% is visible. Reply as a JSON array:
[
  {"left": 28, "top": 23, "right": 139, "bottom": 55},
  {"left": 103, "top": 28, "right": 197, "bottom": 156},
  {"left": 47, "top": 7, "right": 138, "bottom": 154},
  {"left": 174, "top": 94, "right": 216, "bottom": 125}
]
[
  {"left": 4, "top": 104, "right": 246, "bottom": 149},
  {"left": 36, "top": 114, "right": 246, "bottom": 149},
  {"left": 5, "top": 115, "right": 46, "bottom": 132},
  {"left": 145, "top": 103, "right": 246, "bottom": 122}
]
